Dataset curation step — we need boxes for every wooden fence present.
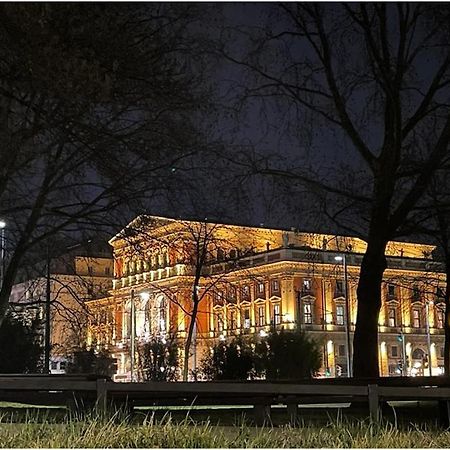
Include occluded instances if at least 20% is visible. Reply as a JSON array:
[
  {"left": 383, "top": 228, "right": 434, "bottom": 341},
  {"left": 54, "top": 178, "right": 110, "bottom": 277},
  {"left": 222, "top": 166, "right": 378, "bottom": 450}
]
[{"left": 0, "top": 375, "right": 450, "bottom": 425}]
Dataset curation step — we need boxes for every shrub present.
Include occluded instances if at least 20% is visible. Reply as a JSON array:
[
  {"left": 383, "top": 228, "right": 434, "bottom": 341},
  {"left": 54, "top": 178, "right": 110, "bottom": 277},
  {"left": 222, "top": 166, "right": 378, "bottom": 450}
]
[
  {"left": 201, "top": 329, "right": 322, "bottom": 381},
  {"left": 0, "top": 313, "right": 43, "bottom": 373},
  {"left": 138, "top": 336, "right": 179, "bottom": 381},
  {"left": 201, "top": 336, "right": 254, "bottom": 380},
  {"left": 255, "top": 329, "right": 322, "bottom": 380}
]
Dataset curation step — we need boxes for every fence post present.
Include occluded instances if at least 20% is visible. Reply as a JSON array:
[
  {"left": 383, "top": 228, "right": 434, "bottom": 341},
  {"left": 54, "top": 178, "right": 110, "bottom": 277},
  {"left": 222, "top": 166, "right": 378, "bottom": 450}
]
[
  {"left": 439, "top": 400, "right": 450, "bottom": 428},
  {"left": 286, "top": 402, "right": 298, "bottom": 425},
  {"left": 96, "top": 378, "right": 108, "bottom": 414},
  {"left": 368, "top": 384, "right": 380, "bottom": 423},
  {"left": 253, "top": 403, "right": 271, "bottom": 426}
]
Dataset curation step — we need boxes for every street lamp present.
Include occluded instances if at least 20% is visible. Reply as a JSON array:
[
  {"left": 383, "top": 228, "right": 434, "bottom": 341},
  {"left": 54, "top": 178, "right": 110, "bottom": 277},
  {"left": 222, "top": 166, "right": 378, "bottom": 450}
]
[
  {"left": 425, "top": 300, "right": 433, "bottom": 377},
  {"left": 334, "top": 254, "right": 352, "bottom": 377},
  {"left": 130, "top": 289, "right": 136, "bottom": 382},
  {"left": 0, "top": 220, "right": 6, "bottom": 289}
]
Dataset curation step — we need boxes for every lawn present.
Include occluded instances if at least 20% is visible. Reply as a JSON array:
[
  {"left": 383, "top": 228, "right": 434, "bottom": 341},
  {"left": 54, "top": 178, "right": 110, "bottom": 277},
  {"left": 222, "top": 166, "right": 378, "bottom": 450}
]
[{"left": 0, "top": 413, "right": 450, "bottom": 448}]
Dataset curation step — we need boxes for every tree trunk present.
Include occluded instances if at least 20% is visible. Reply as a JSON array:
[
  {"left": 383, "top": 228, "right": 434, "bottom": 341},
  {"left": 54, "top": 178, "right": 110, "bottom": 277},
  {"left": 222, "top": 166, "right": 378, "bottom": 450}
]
[
  {"left": 182, "top": 297, "right": 199, "bottom": 382},
  {"left": 353, "top": 238, "right": 388, "bottom": 378}
]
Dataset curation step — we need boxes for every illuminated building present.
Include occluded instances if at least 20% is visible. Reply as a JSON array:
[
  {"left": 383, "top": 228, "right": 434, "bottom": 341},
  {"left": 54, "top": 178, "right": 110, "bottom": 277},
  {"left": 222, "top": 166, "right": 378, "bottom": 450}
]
[
  {"left": 86, "top": 215, "right": 446, "bottom": 380},
  {"left": 10, "top": 241, "right": 113, "bottom": 373}
]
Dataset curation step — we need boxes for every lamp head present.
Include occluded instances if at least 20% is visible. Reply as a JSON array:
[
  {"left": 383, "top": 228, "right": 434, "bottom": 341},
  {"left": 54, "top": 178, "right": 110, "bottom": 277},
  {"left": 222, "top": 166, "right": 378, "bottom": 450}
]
[
  {"left": 334, "top": 256, "right": 343, "bottom": 262},
  {"left": 0, "top": 220, "right": 6, "bottom": 229}
]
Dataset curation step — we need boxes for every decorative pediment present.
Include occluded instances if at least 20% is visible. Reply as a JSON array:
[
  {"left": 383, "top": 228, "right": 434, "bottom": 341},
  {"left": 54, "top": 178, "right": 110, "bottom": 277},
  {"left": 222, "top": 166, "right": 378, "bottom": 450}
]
[
  {"left": 386, "top": 299, "right": 399, "bottom": 306},
  {"left": 411, "top": 300, "right": 423, "bottom": 307},
  {"left": 333, "top": 295, "right": 345, "bottom": 302},
  {"left": 301, "top": 294, "right": 316, "bottom": 302}
]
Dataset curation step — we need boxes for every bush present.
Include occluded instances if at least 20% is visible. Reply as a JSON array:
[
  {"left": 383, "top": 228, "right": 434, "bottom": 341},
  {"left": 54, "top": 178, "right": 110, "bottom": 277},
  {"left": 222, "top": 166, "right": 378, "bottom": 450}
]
[
  {"left": 66, "top": 348, "right": 116, "bottom": 377},
  {"left": 255, "top": 329, "right": 322, "bottom": 380},
  {"left": 0, "top": 314, "right": 43, "bottom": 373},
  {"left": 201, "top": 336, "right": 254, "bottom": 380},
  {"left": 201, "top": 329, "right": 322, "bottom": 381},
  {"left": 138, "top": 336, "right": 179, "bottom": 381}
]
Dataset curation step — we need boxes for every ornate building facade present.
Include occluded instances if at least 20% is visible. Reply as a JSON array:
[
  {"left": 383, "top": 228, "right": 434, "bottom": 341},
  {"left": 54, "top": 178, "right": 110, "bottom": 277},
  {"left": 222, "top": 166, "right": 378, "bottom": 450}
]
[{"left": 86, "top": 215, "right": 446, "bottom": 380}]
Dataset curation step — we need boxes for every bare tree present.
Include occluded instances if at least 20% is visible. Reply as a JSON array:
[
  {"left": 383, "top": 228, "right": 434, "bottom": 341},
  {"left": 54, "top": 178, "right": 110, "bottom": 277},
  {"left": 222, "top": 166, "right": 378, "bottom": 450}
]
[
  {"left": 120, "top": 216, "right": 264, "bottom": 381},
  {"left": 217, "top": 3, "right": 450, "bottom": 377},
  {"left": 0, "top": 4, "right": 210, "bottom": 326}
]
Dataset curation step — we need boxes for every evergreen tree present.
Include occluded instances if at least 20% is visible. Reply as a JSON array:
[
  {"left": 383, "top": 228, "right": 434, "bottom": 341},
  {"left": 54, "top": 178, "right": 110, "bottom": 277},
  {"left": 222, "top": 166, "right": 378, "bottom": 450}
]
[{"left": 0, "top": 314, "right": 43, "bottom": 373}]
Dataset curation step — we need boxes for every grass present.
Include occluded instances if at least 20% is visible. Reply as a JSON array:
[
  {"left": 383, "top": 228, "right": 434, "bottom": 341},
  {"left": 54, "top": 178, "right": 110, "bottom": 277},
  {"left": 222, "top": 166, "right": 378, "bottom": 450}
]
[{"left": 1, "top": 411, "right": 450, "bottom": 448}]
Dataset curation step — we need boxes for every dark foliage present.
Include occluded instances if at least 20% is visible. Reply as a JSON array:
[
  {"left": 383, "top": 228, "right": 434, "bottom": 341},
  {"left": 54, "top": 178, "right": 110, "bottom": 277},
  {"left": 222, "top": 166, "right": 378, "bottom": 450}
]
[
  {"left": 201, "top": 330, "right": 321, "bottom": 381},
  {"left": 201, "top": 336, "right": 254, "bottom": 380},
  {"left": 138, "top": 337, "right": 179, "bottom": 381},
  {"left": 0, "top": 314, "right": 43, "bottom": 373},
  {"left": 66, "top": 348, "right": 116, "bottom": 377},
  {"left": 255, "top": 329, "right": 321, "bottom": 380}
]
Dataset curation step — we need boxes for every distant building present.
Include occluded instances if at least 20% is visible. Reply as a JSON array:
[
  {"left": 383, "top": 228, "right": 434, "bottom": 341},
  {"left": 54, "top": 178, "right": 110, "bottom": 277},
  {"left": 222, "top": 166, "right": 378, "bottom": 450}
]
[
  {"left": 86, "top": 215, "right": 446, "bottom": 380},
  {"left": 10, "top": 240, "right": 113, "bottom": 373}
]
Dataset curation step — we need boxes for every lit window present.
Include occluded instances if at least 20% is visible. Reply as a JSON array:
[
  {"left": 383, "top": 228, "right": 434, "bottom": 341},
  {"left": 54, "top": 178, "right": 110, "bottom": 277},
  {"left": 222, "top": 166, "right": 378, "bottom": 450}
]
[
  {"left": 437, "top": 308, "right": 445, "bottom": 329},
  {"left": 412, "top": 309, "right": 421, "bottom": 328},
  {"left": 229, "top": 310, "right": 236, "bottom": 329},
  {"left": 303, "top": 279, "right": 312, "bottom": 292},
  {"left": 336, "top": 305, "right": 345, "bottom": 325},
  {"left": 303, "top": 303, "right": 313, "bottom": 324},
  {"left": 216, "top": 312, "right": 224, "bottom": 332},
  {"left": 257, "top": 305, "right": 265, "bottom": 326},
  {"left": 243, "top": 309, "right": 250, "bottom": 329},
  {"left": 271, "top": 279, "right": 280, "bottom": 294},
  {"left": 388, "top": 308, "right": 397, "bottom": 327},
  {"left": 273, "top": 304, "right": 281, "bottom": 325},
  {"left": 257, "top": 282, "right": 265, "bottom": 297}
]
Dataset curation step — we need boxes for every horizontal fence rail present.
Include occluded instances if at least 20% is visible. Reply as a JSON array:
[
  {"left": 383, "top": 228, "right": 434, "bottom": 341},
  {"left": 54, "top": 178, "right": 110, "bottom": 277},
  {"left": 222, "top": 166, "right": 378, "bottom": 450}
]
[{"left": 0, "top": 375, "right": 450, "bottom": 425}]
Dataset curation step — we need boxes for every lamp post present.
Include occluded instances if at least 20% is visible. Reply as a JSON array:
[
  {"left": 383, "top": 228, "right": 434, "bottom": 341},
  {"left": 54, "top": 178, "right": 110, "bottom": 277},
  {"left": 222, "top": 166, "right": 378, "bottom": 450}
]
[
  {"left": 0, "top": 220, "right": 6, "bottom": 289},
  {"left": 335, "top": 254, "right": 352, "bottom": 377},
  {"left": 130, "top": 289, "right": 136, "bottom": 382},
  {"left": 425, "top": 300, "right": 433, "bottom": 377}
]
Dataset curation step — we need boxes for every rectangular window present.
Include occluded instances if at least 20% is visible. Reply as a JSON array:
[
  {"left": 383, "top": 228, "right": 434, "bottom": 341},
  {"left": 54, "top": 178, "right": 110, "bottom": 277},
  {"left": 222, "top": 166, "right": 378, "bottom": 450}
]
[
  {"left": 303, "top": 303, "right": 313, "bottom": 324},
  {"left": 437, "top": 309, "right": 445, "bottom": 329},
  {"left": 412, "top": 309, "right": 421, "bottom": 328},
  {"left": 335, "top": 280, "right": 344, "bottom": 295},
  {"left": 303, "top": 279, "right": 312, "bottom": 293},
  {"left": 243, "top": 309, "right": 250, "bottom": 329},
  {"left": 271, "top": 279, "right": 280, "bottom": 295},
  {"left": 412, "top": 286, "right": 420, "bottom": 301},
  {"left": 336, "top": 305, "right": 345, "bottom": 325},
  {"left": 391, "top": 345, "right": 398, "bottom": 358},
  {"left": 440, "top": 346, "right": 445, "bottom": 358},
  {"left": 257, "top": 282, "right": 265, "bottom": 297},
  {"left": 387, "top": 284, "right": 396, "bottom": 298},
  {"left": 338, "top": 344, "right": 346, "bottom": 357},
  {"left": 228, "top": 286, "right": 237, "bottom": 303},
  {"left": 257, "top": 305, "right": 265, "bottom": 326},
  {"left": 229, "top": 310, "right": 236, "bottom": 329},
  {"left": 388, "top": 308, "right": 397, "bottom": 327},
  {"left": 273, "top": 304, "right": 281, "bottom": 325},
  {"left": 241, "top": 285, "right": 250, "bottom": 301},
  {"left": 216, "top": 313, "right": 224, "bottom": 332}
]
